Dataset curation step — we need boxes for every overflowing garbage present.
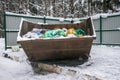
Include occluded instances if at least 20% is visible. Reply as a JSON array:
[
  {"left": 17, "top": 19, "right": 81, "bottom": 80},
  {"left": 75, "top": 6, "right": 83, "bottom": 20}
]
[
  {"left": 22, "top": 28, "right": 86, "bottom": 39},
  {"left": 17, "top": 18, "right": 95, "bottom": 61}
]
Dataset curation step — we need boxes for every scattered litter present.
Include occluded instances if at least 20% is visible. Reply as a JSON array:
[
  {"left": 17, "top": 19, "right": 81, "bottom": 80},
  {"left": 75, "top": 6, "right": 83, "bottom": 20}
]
[
  {"left": 11, "top": 45, "right": 20, "bottom": 52},
  {"left": 12, "top": 56, "right": 20, "bottom": 62},
  {"left": 2, "top": 53, "right": 22, "bottom": 62},
  {"left": 2, "top": 53, "right": 12, "bottom": 60},
  {"left": 66, "top": 69, "right": 76, "bottom": 76}
]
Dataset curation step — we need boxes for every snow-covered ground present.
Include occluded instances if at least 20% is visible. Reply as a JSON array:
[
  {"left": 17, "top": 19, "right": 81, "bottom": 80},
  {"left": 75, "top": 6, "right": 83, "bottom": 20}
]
[{"left": 0, "top": 38, "right": 120, "bottom": 80}]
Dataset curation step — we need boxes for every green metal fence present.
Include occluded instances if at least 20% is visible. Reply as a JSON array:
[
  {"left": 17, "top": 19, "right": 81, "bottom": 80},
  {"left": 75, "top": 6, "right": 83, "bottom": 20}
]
[
  {"left": 93, "top": 15, "right": 120, "bottom": 46},
  {"left": 4, "top": 12, "right": 72, "bottom": 49},
  {"left": 4, "top": 12, "right": 120, "bottom": 49}
]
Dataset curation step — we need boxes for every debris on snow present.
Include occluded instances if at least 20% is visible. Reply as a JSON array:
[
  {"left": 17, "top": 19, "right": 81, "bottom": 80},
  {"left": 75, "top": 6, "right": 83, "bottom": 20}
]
[{"left": 0, "top": 38, "right": 120, "bottom": 80}]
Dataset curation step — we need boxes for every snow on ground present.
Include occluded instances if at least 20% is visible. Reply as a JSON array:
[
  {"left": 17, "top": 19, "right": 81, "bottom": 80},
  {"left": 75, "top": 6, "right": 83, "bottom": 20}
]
[{"left": 0, "top": 38, "right": 120, "bottom": 80}]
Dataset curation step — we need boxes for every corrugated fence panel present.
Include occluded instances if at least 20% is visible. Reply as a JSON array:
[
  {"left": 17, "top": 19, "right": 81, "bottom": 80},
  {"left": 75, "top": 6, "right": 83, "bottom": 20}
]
[
  {"left": 6, "top": 32, "right": 18, "bottom": 46},
  {"left": 93, "top": 32, "right": 100, "bottom": 43},
  {"left": 93, "top": 19, "right": 100, "bottom": 30},
  {"left": 102, "top": 16, "right": 120, "bottom": 30},
  {"left": 6, "top": 16, "right": 45, "bottom": 30},
  {"left": 6, "top": 16, "right": 21, "bottom": 30},
  {"left": 93, "top": 19, "right": 100, "bottom": 44},
  {"left": 101, "top": 16, "right": 120, "bottom": 45},
  {"left": 102, "top": 31, "right": 120, "bottom": 44}
]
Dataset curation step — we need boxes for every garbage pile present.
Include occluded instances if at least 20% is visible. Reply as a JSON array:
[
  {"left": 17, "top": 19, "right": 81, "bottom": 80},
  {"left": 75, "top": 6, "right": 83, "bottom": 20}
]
[{"left": 22, "top": 28, "right": 86, "bottom": 39}]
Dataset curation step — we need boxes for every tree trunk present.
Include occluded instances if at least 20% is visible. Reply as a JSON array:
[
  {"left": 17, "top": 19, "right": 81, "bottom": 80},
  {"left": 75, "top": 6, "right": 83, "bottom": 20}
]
[
  {"left": 103, "top": 0, "right": 107, "bottom": 13},
  {"left": 69, "top": 0, "right": 74, "bottom": 18},
  {"left": 52, "top": 0, "right": 56, "bottom": 17},
  {"left": 45, "top": 0, "right": 47, "bottom": 16},
  {"left": 88, "top": 0, "right": 92, "bottom": 16}
]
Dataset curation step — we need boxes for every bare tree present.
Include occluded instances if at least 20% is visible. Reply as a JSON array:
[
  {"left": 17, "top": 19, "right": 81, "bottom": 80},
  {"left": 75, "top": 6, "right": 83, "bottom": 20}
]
[
  {"left": 88, "top": 0, "right": 93, "bottom": 16},
  {"left": 69, "top": 0, "right": 75, "bottom": 17},
  {"left": 52, "top": 0, "right": 56, "bottom": 17},
  {"left": 0, "top": 0, "right": 120, "bottom": 20}
]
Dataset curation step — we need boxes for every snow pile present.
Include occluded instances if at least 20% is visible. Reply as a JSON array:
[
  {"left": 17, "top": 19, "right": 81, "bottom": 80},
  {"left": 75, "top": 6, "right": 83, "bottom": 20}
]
[
  {"left": 75, "top": 12, "right": 120, "bottom": 21},
  {"left": 117, "top": 27, "right": 120, "bottom": 30},
  {"left": 0, "top": 38, "right": 120, "bottom": 80}
]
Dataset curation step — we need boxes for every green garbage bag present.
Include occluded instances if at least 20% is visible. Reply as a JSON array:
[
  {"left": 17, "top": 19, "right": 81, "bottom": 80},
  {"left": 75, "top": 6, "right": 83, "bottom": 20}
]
[
  {"left": 53, "top": 29, "right": 65, "bottom": 37},
  {"left": 44, "top": 30, "right": 53, "bottom": 38},
  {"left": 44, "top": 29, "right": 65, "bottom": 38},
  {"left": 76, "top": 29, "right": 86, "bottom": 36}
]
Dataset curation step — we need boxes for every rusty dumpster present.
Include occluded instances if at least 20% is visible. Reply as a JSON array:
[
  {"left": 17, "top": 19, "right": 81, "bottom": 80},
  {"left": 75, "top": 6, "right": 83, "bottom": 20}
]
[{"left": 17, "top": 17, "right": 96, "bottom": 61}]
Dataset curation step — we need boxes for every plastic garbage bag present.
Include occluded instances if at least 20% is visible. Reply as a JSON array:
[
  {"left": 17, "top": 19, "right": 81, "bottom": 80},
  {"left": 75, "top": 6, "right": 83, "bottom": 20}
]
[
  {"left": 66, "top": 28, "right": 76, "bottom": 36},
  {"left": 76, "top": 29, "right": 86, "bottom": 36},
  {"left": 44, "top": 29, "right": 65, "bottom": 38}
]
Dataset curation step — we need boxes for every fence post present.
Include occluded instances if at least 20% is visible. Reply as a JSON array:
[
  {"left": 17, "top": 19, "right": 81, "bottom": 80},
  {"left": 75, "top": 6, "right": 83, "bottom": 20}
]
[
  {"left": 4, "top": 12, "right": 7, "bottom": 50},
  {"left": 100, "top": 15, "right": 102, "bottom": 45},
  {"left": 71, "top": 19, "right": 74, "bottom": 23},
  {"left": 44, "top": 16, "right": 46, "bottom": 24}
]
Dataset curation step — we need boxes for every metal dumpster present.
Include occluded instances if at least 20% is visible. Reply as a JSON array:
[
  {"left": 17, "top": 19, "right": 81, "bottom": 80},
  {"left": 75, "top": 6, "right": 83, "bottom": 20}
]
[{"left": 17, "top": 17, "right": 96, "bottom": 61}]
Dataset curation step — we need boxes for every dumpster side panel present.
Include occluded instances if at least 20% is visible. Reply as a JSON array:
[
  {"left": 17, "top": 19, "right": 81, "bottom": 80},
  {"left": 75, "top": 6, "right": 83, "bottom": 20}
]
[{"left": 20, "top": 38, "right": 93, "bottom": 61}]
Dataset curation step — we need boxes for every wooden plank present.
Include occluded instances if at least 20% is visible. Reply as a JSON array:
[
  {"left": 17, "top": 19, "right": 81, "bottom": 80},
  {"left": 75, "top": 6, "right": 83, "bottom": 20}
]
[{"left": 31, "top": 62, "right": 76, "bottom": 76}]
